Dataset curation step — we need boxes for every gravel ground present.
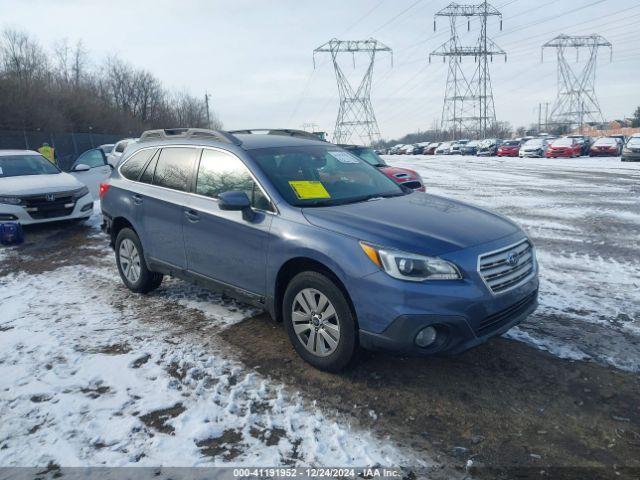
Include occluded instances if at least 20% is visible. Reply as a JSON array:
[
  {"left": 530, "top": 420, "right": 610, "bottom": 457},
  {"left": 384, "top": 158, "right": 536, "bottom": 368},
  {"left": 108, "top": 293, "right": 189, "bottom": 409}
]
[{"left": 1, "top": 155, "right": 639, "bottom": 479}]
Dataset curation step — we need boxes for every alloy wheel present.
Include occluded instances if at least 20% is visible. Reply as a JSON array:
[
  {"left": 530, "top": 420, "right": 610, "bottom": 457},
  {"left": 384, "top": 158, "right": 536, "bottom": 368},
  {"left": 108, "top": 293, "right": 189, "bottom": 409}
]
[
  {"left": 291, "top": 288, "right": 340, "bottom": 357},
  {"left": 119, "top": 238, "right": 141, "bottom": 284}
]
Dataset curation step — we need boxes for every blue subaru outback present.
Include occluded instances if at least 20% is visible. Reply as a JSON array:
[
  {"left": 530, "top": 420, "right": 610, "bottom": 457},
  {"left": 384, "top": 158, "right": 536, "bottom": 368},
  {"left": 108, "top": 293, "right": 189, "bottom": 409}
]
[{"left": 101, "top": 128, "right": 538, "bottom": 372}]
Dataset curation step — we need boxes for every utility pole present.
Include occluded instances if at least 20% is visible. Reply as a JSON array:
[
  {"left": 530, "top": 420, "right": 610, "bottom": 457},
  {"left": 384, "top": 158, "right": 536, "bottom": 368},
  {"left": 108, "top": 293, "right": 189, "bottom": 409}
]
[
  {"left": 430, "top": 1, "right": 506, "bottom": 140},
  {"left": 538, "top": 103, "right": 542, "bottom": 133},
  {"left": 204, "top": 92, "right": 211, "bottom": 129},
  {"left": 542, "top": 34, "right": 612, "bottom": 132},
  {"left": 314, "top": 38, "right": 392, "bottom": 145}
]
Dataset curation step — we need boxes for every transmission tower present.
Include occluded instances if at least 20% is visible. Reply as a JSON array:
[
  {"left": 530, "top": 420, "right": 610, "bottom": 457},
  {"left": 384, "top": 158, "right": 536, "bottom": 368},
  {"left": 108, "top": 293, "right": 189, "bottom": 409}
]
[
  {"left": 430, "top": 1, "right": 506, "bottom": 139},
  {"left": 314, "top": 38, "right": 392, "bottom": 145},
  {"left": 542, "top": 34, "right": 612, "bottom": 131}
]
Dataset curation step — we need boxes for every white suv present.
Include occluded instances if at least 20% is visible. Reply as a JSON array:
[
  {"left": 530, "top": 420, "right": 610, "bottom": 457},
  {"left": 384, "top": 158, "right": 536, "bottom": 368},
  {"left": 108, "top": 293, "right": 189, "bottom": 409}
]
[
  {"left": 106, "top": 138, "right": 138, "bottom": 167},
  {"left": 0, "top": 150, "right": 94, "bottom": 225}
]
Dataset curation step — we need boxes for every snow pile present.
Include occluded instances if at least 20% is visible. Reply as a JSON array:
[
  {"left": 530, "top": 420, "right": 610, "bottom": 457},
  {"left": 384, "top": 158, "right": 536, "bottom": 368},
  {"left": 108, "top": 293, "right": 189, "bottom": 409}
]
[{"left": 0, "top": 264, "right": 416, "bottom": 467}]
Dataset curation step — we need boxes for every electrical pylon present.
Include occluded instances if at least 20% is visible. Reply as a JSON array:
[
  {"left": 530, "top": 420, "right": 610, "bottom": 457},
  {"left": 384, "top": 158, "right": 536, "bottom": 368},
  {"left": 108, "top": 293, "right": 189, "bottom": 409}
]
[
  {"left": 542, "top": 34, "right": 612, "bottom": 130},
  {"left": 430, "top": 1, "right": 506, "bottom": 139},
  {"left": 314, "top": 38, "right": 392, "bottom": 145}
]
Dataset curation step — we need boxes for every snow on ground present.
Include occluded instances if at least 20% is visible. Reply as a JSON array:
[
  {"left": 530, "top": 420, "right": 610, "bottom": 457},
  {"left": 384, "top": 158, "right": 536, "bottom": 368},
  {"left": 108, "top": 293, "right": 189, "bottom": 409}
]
[
  {"left": 387, "top": 154, "right": 640, "bottom": 371},
  {"left": 0, "top": 259, "right": 417, "bottom": 467}
]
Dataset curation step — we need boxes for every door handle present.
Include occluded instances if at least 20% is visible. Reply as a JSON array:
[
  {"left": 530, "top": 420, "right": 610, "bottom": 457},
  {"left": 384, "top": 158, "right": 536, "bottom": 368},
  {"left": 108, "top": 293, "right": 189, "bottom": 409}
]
[
  {"left": 184, "top": 209, "right": 200, "bottom": 222},
  {"left": 132, "top": 194, "right": 143, "bottom": 205}
]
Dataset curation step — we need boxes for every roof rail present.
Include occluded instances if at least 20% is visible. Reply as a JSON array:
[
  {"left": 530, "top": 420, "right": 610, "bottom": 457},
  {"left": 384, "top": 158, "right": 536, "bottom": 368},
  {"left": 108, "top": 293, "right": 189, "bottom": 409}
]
[
  {"left": 228, "top": 129, "right": 325, "bottom": 141},
  {"left": 139, "top": 128, "right": 242, "bottom": 146}
]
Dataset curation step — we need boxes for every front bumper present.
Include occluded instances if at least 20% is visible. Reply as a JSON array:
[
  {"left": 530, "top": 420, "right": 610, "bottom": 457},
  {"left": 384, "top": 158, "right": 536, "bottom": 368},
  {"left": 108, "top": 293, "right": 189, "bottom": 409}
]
[
  {"left": 622, "top": 151, "right": 640, "bottom": 161},
  {"left": 351, "top": 232, "right": 539, "bottom": 356},
  {"left": 0, "top": 194, "right": 94, "bottom": 225}
]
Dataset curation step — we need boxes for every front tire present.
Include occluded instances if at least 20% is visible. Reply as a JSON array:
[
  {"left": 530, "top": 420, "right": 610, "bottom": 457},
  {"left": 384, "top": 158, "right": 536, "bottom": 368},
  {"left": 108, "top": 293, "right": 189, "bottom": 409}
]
[
  {"left": 115, "top": 228, "right": 163, "bottom": 293},
  {"left": 283, "top": 271, "right": 357, "bottom": 372}
]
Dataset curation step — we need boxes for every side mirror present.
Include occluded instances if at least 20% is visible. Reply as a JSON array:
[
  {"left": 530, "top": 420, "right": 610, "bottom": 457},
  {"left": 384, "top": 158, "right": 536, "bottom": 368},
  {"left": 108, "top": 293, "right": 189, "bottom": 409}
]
[
  {"left": 218, "top": 191, "right": 254, "bottom": 221},
  {"left": 73, "top": 163, "right": 91, "bottom": 172}
]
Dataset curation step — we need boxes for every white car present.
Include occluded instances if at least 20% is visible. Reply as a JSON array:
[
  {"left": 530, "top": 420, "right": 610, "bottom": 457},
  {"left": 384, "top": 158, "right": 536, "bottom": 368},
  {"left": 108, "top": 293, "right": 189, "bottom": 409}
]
[
  {"left": 519, "top": 138, "right": 548, "bottom": 158},
  {"left": 435, "top": 142, "right": 452, "bottom": 155},
  {"left": 106, "top": 138, "right": 138, "bottom": 167},
  {"left": 0, "top": 150, "right": 94, "bottom": 225},
  {"left": 69, "top": 148, "right": 113, "bottom": 198}
]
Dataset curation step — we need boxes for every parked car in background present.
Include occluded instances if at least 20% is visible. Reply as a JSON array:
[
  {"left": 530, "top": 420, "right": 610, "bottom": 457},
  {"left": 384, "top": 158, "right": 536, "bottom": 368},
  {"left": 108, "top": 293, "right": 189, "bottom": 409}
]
[
  {"left": 0, "top": 150, "right": 94, "bottom": 225},
  {"left": 622, "top": 136, "right": 640, "bottom": 162},
  {"left": 69, "top": 148, "right": 113, "bottom": 198},
  {"left": 340, "top": 145, "right": 425, "bottom": 192},
  {"left": 589, "top": 137, "right": 622, "bottom": 156},
  {"left": 607, "top": 134, "right": 626, "bottom": 146},
  {"left": 477, "top": 139, "right": 503, "bottom": 157},
  {"left": 449, "top": 139, "right": 469, "bottom": 155},
  {"left": 389, "top": 144, "right": 405, "bottom": 155},
  {"left": 566, "top": 135, "right": 592, "bottom": 156},
  {"left": 101, "top": 128, "right": 538, "bottom": 371},
  {"left": 460, "top": 140, "right": 480, "bottom": 155},
  {"left": 546, "top": 137, "right": 581, "bottom": 158},
  {"left": 99, "top": 144, "right": 115, "bottom": 156},
  {"left": 519, "top": 138, "right": 548, "bottom": 158},
  {"left": 107, "top": 138, "right": 138, "bottom": 166},
  {"left": 435, "top": 142, "right": 452, "bottom": 155},
  {"left": 402, "top": 144, "right": 421, "bottom": 155},
  {"left": 423, "top": 142, "right": 441, "bottom": 155},
  {"left": 497, "top": 140, "right": 521, "bottom": 157}
]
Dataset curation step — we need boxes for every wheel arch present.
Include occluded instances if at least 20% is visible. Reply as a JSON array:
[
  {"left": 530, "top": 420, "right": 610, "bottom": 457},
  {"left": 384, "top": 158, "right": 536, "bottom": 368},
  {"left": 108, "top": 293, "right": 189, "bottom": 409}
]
[
  {"left": 272, "top": 257, "right": 358, "bottom": 328},
  {"left": 110, "top": 216, "right": 135, "bottom": 246}
]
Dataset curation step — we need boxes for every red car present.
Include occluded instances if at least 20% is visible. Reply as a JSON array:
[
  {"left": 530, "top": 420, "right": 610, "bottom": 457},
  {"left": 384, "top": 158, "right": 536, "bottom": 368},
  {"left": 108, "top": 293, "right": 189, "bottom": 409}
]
[
  {"left": 589, "top": 137, "right": 622, "bottom": 156},
  {"left": 546, "top": 138, "right": 581, "bottom": 158},
  {"left": 497, "top": 140, "right": 521, "bottom": 157},
  {"left": 340, "top": 145, "right": 425, "bottom": 192}
]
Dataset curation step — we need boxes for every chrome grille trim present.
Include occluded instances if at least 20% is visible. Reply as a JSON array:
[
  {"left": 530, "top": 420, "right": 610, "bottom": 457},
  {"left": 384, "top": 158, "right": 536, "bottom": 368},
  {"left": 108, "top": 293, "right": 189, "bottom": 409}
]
[{"left": 478, "top": 238, "right": 535, "bottom": 295}]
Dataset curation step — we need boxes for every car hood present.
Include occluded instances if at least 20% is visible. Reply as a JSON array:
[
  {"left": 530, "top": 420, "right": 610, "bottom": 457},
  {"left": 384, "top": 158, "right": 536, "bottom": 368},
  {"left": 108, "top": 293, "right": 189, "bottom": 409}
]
[
  {"left": 378, "top": 165, "right": 420, "bottom": 179},
  {"left": 302, "top": 193, "right": 520, "bottom": 256},
  {"left": 0, "top": 172, "right": 84, "bottom": 196}
]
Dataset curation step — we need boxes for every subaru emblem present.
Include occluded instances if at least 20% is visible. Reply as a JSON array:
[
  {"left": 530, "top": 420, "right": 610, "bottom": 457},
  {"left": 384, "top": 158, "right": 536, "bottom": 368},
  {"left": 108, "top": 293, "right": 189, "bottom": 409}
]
[
  {"left": 46, "top": 194, "right": 56, "bottom": 202},
  {"left": 507, "top": 252, "right": 519, "bottom": 267}
]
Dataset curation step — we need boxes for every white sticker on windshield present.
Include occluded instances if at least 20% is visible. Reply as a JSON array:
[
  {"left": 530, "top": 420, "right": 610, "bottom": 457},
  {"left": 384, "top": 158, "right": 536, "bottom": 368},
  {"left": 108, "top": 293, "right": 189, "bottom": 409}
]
[
  {"left": 330, "top": 151, "right": 360, "bottom": 164},
  {"left": 0, "top": 167, "right": 3, "bottom": 175}
]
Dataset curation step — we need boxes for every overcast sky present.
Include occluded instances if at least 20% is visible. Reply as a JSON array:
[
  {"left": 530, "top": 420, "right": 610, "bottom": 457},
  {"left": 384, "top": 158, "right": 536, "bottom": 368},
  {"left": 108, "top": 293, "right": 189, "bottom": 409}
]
[{"left": 1, "top": 0, "right": 639, "bottom": 140}]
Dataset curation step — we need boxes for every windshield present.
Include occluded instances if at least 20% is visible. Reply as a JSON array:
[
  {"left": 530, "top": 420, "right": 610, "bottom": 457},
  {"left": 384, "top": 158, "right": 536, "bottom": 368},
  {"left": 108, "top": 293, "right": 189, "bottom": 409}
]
[
  {"left": 248, "top": 145, "right": 404, "bottom": 207},
  {"left": 627, "top": 137, "right": 640, "bottom": 147},
  {"left": 502, "top": 140, "right": 519, "bottom": 146},
  {"left": 594, "top": 138, "right": 616, "bottom": 146},
  {"left": 552, "top": 138, "right": 573, "bottom": 147},
  {"left": 0, "top": 154, "right": 60, "bottom": 178},
  {"left": 347, "top": 147, "right": 386, "bottom": 167},
  {"left": 524, "top": 139, "right": 544, "bottom": 147}
]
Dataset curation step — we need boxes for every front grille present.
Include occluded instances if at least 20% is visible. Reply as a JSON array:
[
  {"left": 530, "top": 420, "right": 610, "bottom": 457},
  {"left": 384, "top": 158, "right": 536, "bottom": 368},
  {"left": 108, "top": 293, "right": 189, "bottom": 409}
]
[
  {"left": 21, "top": 190, "right": 78, "bottom": 220},
  {"left": 475, "top": 290, "right": 538, "bottom": 336},
  {"left": 478, "top": 239, "right": 535, "bottom": 294},
  {"left": 402, "top": 180, "right": 422, "bottom": 190}
]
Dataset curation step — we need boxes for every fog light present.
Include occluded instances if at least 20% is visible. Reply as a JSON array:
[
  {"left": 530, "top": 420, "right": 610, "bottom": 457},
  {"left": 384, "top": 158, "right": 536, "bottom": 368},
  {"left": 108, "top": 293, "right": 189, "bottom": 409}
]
[
  {"left": 415, "top": 326, "right": 437, "bottom": 347},
  {"left": 81, "top": 202, "right": 94, "bottom": 212}
]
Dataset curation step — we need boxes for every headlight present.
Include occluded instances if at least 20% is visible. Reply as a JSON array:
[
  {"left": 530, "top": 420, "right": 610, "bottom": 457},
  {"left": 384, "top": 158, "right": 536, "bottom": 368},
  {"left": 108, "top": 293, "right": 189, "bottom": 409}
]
[
  {"left": 0, "top": 196, "right": 21, "bottom": 205},
  {"left": 73, "top": 186, "right": 90, "bottom": 198},
  {"left": 360, "top": 242, "right": 462, "bottom": 281},
  {"left": 623, "top": 149, "right": 631, "bottom": 155}
]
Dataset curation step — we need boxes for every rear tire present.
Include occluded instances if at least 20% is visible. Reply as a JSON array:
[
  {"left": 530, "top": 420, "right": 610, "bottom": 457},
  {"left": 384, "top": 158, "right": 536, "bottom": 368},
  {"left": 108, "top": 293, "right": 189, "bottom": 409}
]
[
  {"left": 115, "top": 228, "right": 163, "bottom": 293},
  {"left": 283, "top": 271, "right": 357, "bottom": 372}
]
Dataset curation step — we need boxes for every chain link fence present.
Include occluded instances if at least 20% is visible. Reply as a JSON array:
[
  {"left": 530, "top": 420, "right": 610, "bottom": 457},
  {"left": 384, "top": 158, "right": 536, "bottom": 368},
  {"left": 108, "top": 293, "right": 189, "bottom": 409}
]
[{"left": 0, "top": 129, "right": 129, "bottom": 171}]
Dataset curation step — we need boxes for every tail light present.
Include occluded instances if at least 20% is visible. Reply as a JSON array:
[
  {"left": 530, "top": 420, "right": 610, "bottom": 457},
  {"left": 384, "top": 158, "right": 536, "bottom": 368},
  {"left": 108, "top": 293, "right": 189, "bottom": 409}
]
[{"left": 98, "top": 183, "right": 110, "bottom": 199}]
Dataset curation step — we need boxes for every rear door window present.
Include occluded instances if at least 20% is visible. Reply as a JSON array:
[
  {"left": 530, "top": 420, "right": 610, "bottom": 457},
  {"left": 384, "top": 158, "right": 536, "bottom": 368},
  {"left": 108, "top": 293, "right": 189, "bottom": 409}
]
[
  {"left": 151, "top": 147, "right": 198, "bottom": 192},
  {"left": 121, "top": 149, "right": 156, "bottom": 181}
]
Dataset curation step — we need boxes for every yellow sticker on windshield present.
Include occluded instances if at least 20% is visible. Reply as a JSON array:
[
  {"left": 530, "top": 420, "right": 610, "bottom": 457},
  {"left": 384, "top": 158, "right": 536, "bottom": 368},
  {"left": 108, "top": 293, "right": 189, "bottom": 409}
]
[{"left": 288, "top": 181, "right": 331, "bottom": 200}]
